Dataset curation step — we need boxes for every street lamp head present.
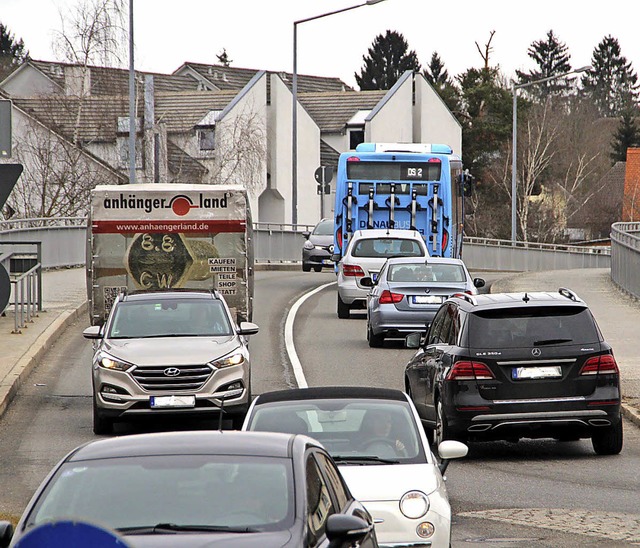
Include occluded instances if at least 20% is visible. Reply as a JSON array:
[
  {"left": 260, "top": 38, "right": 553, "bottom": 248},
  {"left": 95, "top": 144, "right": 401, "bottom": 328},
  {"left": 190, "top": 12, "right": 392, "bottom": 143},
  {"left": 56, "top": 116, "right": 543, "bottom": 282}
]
[
  {"left": 575, "top": 65, "right": 592, "bottom": 73},
  {"left": 366, "top": 0, "right": 387, "bottom": 4}
]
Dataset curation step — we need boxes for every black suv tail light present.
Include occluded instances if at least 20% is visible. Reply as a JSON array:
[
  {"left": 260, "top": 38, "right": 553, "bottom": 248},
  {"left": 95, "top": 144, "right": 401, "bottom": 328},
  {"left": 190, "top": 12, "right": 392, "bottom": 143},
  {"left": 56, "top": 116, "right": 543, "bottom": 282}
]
[
  {"left": 446, "top": 360, "right": 496, "bottom": 381},
  {"left": 579, "top": 354, "right": 619, "bottom": 376}
]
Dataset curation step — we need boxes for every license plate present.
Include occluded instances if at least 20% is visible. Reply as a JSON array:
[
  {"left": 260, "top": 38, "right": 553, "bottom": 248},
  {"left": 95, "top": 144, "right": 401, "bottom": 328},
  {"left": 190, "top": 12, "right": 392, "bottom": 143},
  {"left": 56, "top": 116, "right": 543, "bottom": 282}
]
[
  {"left": 322, "top": 259, "right": 333, "bottom": 265},
  {"left": 412, "top": 295, "right": 443, "bottom": 304},
  {"left": 512, "top": 366, "right": 562, "bottom": 380},
  {"left": 150, "top": 395, "right": 196, "bottom": 408}
]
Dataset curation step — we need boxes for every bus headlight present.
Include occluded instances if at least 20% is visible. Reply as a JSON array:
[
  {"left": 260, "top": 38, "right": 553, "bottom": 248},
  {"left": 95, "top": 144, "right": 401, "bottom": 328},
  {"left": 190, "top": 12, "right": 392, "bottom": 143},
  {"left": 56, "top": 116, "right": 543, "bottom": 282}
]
[{"left": 399, "top": 491, "right": 430, "bottom": 519}]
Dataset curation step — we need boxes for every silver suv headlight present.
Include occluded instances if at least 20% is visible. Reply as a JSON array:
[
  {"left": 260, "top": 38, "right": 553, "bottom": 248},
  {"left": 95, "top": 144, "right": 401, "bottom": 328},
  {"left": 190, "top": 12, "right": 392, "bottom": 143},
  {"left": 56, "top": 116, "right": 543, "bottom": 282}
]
[
  {"left": 303, "top": 240, "right": 315, "bottom": 250},
  {"left": 96, "top": 352, "right": 133, "bottom": 372},
  {"left": 210, "top": 352, "right": 245, "bottom": 369},
  {"left": 399, "top": 491, "right": 430, "bottom": 519}
]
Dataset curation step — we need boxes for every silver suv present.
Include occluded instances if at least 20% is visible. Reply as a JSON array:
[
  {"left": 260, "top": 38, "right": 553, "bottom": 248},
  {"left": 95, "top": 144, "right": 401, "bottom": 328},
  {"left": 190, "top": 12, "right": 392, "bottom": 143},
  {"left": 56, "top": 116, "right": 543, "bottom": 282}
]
[
  {"left": 82, "top": 289, "right": 259, "bottom": 434},
  {"left": 336, "top": 229, "right": 428, "bottom": 318}
]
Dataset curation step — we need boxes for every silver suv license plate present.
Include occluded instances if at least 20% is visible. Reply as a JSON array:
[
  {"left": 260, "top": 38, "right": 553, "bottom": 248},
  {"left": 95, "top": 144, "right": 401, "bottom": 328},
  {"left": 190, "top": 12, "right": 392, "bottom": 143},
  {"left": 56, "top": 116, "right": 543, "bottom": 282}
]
[{"left": 150, "top": 395, "right": 196, "bottom": 408}]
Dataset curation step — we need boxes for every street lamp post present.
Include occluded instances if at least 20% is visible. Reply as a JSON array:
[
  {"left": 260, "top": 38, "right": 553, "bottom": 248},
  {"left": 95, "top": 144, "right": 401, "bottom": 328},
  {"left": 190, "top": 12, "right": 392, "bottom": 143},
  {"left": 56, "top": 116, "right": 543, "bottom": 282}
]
[
  {"left": 510, "top": 66, "right": 590, "bottom": 242},
  {"left": 128, "top": 0, "right": 136, "bottom": 184},
  {"left": 292, "top": 0, "right": 385, "bottom": 227}
]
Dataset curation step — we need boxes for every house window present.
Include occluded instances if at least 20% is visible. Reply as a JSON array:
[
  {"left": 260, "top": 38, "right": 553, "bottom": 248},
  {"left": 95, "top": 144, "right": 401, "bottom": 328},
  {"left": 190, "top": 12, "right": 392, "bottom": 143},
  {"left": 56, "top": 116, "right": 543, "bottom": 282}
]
[
  {"left": 349, "top": 128, "right": 365, "bottom": 150},
  {"left": 198, "top": 126, "right": 216, "bottom": 151}
]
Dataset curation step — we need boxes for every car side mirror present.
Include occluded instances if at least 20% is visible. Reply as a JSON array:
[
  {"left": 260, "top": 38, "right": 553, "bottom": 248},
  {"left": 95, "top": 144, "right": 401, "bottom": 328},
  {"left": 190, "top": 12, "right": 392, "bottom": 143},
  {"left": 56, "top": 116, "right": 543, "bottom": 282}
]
[
  {"left": 474, "top": 278, "right": 485, "bottom": 289},
  {"left": 238, "top": 322, "right": 259, "bottom": 336},
  {"left": 360, "top": 276, "right": 374, "bottom": 287},
  {"left": 82, "top": 325, "right": 103, "bottom": 339},
  {"left": 437, "top": 440, "right": 468, "bottom": 475},
  {"left": 302, "top": 231, "right": 311, "bottom": 239},
  {"left": 330, "top": 253, "right": 341, "bottom": 262},
  {"left": 0, "top": 521, "right": 14, "bottom": 548},
  {"left": 326, "top": 514, "right": 373, "bottom": 548},
  {"left": 405, "top": 332, "right": 423, "bottom": 348}
]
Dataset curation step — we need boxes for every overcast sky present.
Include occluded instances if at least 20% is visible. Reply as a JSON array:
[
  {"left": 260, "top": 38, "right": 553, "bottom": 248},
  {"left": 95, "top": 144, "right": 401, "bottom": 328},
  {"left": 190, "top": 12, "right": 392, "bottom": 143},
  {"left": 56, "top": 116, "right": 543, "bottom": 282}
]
[{"left": 3, "top": 0, "right": 640, "bottom": 89}]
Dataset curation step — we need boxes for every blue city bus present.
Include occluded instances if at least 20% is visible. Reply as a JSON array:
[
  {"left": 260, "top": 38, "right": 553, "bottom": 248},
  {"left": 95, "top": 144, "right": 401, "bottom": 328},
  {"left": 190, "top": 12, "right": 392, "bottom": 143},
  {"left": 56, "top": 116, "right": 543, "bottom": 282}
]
[{"left": 333, "top": 142, "right": 471, "bottom": 260}]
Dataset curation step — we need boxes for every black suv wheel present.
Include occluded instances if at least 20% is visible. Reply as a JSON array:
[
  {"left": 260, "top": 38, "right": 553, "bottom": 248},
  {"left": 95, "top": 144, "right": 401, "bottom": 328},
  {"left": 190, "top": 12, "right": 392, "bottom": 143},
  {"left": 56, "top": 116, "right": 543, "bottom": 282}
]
[{"left": 592, "top": 418, "right": 623, "bottom": 455}]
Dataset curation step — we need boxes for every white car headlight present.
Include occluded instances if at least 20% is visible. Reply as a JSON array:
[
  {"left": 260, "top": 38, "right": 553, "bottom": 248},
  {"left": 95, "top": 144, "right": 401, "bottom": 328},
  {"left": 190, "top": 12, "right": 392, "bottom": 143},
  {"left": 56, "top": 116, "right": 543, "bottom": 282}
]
[
  {"left": 303, "top": 241, "right": 315, "bottom": 250},
  {"left": 399, "top": 491, "right": 430, "bottom": 519},
  {"left": 210, "top": 352, "right": 245, "bottom": 369},
  {"left": 97, "top": 353, "right": 133, "bottom": 372}
]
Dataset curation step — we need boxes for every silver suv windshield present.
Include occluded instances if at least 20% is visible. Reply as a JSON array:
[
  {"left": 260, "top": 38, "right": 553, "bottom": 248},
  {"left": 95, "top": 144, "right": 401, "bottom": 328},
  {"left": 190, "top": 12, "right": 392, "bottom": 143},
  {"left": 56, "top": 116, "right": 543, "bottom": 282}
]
[{"left": 108, "top": 299, "right": 233, "bottom": 339}]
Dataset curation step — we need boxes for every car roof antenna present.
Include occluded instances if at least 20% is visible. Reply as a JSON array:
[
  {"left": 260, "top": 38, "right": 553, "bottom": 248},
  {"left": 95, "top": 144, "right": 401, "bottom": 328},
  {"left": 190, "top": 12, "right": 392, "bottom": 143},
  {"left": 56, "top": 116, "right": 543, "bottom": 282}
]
[{"left": 523, "top": 293, "right": 530, "bottom": 303}]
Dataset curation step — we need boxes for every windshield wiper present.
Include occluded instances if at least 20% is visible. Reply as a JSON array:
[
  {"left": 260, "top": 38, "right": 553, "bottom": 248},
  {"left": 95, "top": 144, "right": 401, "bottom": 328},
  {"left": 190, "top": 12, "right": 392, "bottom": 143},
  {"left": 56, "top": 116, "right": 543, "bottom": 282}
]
[
  {"left": 119, "top": 523, "right": 260, "bottom": 534},
  {"left": 332, "top": 455, "right": 399, "bottom": 465},
  {"left": 533, "top": 338, "right": 573, "bottom": 346}
]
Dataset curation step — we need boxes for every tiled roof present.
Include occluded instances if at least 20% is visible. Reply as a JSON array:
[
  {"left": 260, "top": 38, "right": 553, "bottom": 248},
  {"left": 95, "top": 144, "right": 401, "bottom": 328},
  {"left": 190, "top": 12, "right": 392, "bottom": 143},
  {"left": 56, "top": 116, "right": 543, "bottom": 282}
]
[
  {"left": 298, "top": 90, "right": 387, "bottom": 133},
  {"left": 154, "top": 91, "right": 238, "bottom": 132},
  {"left": 167, "top": 140, "right": 207, "bottom": 181},
  {"left": 179, "top": 62, "right": 350, "bottom": 93},
  {"left": 320, "top": 140, "right": 340, "bottom": 169},
  {"left": 13, "top": 91, "right": 238, "bottom": 142},
  {"left": 29, "top": 60, "right": 200, "bottom": 95},
  {"left": 13, "top": 95, "right": 131, "bottom": 143}
]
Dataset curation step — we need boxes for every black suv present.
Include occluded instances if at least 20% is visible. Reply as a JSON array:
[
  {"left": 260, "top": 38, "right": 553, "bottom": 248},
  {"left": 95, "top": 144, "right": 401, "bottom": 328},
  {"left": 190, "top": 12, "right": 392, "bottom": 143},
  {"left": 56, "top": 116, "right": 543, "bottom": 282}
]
[{"left": 404, "top": 288, "right": 622, "bottom": 455}]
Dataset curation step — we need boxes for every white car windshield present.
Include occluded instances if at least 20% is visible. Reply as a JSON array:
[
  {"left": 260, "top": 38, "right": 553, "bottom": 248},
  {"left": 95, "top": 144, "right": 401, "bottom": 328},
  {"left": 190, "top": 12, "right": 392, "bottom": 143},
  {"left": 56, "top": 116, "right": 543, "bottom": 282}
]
[
  {"left": 249, "top": 400, "right": 426, "bottom": 463},
  {"left": 352, "top": 238, "right": 423, "bottom": 259}
]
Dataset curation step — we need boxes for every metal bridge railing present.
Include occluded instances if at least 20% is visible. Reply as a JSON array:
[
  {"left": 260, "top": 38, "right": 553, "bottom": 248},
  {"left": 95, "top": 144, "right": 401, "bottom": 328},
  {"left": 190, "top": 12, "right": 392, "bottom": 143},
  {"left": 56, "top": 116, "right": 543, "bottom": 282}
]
[{"left": 611, "top": 222, "right": 640, "bottom": 301}]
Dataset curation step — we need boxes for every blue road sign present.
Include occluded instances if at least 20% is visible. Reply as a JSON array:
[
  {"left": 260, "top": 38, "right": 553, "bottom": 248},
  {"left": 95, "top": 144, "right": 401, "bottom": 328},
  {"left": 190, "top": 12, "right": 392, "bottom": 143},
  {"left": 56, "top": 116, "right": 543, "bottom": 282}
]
[{"left": 15, "top": 520, "right": 131, "bottom": 548}]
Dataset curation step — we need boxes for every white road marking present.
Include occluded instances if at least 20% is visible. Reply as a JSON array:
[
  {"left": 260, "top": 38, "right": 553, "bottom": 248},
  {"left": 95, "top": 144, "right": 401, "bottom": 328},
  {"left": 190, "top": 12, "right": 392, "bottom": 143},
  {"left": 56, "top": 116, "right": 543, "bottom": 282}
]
[{"left": 284, "top": 281, "right": 336, "bottom": 388}]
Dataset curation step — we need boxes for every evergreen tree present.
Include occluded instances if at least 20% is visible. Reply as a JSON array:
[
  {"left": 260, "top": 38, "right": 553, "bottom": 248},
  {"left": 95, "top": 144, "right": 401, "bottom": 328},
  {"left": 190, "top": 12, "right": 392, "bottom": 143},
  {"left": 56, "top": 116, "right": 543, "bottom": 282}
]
[
  {"left": 457, "top": 66, "right": 513, "bottom": 174},
  {"left": 582, "top": 35, "right": 639, "bottom": 117},
  {"left": 516, "top": 30, "right": 572, "bottom": 99},
  {"left": 355, "top": 30, "right": 420, "bottom": 91},
  {"left": 610, "top": 108, "right": 640, "bottom": 163},
  {"left": 423, "top": 51, "right": 460, "bottom": 114},
  {"left": 0, "top": 22, "right": 28, "bottom": 80},
  {"left": 216, "top": 48, "right": 232, "bottom": 67}
]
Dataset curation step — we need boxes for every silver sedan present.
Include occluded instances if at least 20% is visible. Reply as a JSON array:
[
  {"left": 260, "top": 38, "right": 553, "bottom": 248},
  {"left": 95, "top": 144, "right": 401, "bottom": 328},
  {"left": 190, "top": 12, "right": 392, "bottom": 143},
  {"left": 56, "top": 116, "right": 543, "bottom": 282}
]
[{"left": 364, "top": 257, "right": 485, "bottom": 347}]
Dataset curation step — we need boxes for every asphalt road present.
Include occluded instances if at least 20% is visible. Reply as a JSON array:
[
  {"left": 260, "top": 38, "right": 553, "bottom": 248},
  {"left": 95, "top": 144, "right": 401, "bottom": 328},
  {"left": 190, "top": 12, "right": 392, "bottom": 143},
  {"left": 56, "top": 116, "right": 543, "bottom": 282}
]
[{"left": 1, "top": 270, "right": 639, "bottom": 546}]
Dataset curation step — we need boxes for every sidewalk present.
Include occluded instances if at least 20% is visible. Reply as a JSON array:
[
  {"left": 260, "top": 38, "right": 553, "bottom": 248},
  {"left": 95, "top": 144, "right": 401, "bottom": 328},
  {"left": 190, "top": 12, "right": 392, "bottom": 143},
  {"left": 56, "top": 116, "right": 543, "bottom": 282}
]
[
  {"left": 0, "top": 268, "right": 87, "bottom": 418},
  {"left": 0, "top": 267, "right": 639, "bottom": 429}
]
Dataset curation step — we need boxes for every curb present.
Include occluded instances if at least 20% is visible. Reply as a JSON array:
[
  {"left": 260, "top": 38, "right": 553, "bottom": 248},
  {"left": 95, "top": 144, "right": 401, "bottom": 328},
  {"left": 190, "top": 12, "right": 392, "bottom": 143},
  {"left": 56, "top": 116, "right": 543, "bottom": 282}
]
[
  {"left": 0, "top": 301, "right": 88, "bottom": 419},
  {"left": 622, "top": 403, "right": 640, "bottom": 429}
]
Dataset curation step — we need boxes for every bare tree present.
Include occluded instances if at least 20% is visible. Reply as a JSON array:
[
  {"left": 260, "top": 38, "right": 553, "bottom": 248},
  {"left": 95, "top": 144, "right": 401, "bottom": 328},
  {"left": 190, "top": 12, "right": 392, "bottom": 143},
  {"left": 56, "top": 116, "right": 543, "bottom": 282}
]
[
  {"left": 207, "top": 106, "right": 267, "bottom": 195},
  {"left": 12, "top": 114, "right": 121, "bottom": 218}
]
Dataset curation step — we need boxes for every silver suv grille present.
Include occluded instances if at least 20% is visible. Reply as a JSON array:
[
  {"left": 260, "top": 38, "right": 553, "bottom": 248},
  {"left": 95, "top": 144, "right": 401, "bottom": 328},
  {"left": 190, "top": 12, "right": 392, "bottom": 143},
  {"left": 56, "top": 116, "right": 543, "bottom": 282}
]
[{"left": 131, "top": 364, "right": 213, "bottom": 391}]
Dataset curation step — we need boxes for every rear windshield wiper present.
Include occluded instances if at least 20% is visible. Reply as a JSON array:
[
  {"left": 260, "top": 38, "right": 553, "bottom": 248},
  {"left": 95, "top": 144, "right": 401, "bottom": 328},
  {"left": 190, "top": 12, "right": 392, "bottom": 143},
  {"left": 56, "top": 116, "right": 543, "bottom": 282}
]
[
  {"left": 533, "top": 338, "right": 573, "bottom": 346},
  {"left": 119, "top": 523, "right": 260, "bottom": 534},
  {"left": 332, "top": 455, "right": 399, "bottom": 465}
]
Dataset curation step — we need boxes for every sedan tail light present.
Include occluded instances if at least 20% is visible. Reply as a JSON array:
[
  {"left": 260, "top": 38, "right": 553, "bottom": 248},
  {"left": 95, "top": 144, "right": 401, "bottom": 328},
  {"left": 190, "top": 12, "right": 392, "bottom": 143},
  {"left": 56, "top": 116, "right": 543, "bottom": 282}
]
[
  {"left": 579, "top": 354, "right": 619, "bottom": 376},
  {"left": 379, "top": 290, "right": 404, "bottom": 304},
  {"left": 342, "top": 264, "right": 365, "bottom": 277},
  {"left": 446, "top": 360, "right": 495, "bottom": 381}
]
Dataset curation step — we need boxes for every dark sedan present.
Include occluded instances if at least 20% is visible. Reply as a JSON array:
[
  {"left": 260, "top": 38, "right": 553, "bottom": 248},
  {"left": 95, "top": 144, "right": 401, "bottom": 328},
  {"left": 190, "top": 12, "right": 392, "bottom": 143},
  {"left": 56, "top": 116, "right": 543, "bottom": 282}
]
[{"left": 0, "top": 431, "right": 378, "bottom": 547}]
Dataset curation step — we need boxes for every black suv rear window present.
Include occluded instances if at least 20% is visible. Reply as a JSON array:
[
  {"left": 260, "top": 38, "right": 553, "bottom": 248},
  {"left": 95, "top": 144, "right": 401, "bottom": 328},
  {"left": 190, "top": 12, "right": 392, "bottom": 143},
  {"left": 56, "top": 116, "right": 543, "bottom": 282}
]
[{"left": 467, "top": 306, "right": 600, "bottom": 348}]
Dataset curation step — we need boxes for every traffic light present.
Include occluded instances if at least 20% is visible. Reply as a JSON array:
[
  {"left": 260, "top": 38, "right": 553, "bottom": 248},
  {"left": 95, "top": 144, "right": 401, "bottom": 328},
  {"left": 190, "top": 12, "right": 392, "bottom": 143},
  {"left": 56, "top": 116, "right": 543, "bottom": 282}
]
[{"left": 317, "top": 183, "right": 323, "bottom": 195}]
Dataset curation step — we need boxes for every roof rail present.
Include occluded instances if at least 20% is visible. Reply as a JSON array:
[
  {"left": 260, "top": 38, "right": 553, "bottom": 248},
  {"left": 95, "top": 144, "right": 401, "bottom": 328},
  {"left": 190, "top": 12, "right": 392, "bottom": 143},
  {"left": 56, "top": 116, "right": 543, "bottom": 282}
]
[
  {"left": 558, "top": 287, "right": 580, "bottom": 302},
  {"left": 451, "top": 292, "right": 477, "bottom": 306}
]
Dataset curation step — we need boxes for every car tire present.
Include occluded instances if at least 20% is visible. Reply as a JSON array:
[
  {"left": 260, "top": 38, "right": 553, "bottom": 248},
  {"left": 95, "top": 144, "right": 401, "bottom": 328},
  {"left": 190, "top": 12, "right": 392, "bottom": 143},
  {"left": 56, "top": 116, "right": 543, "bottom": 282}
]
[
  {"left": 337, "top": 295, "right": 351, "bottom": 319},
  {"left": 314, "top": 265, "right": 323, "bottom": 272},
  {"left": 302, "top": 263, "right": 311, "bottom": 272},
  {"left": 367, "top": 323, "right": 384, "bottom": 347},
  {"left": 591, "top": 417, "right": 623, "bottom": 455},
  {"left": 435, "top": 400, "right": 464, "bottom": 446},
  {"left": 93, "top": 399, "right": 113, "bottom": 436}
]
